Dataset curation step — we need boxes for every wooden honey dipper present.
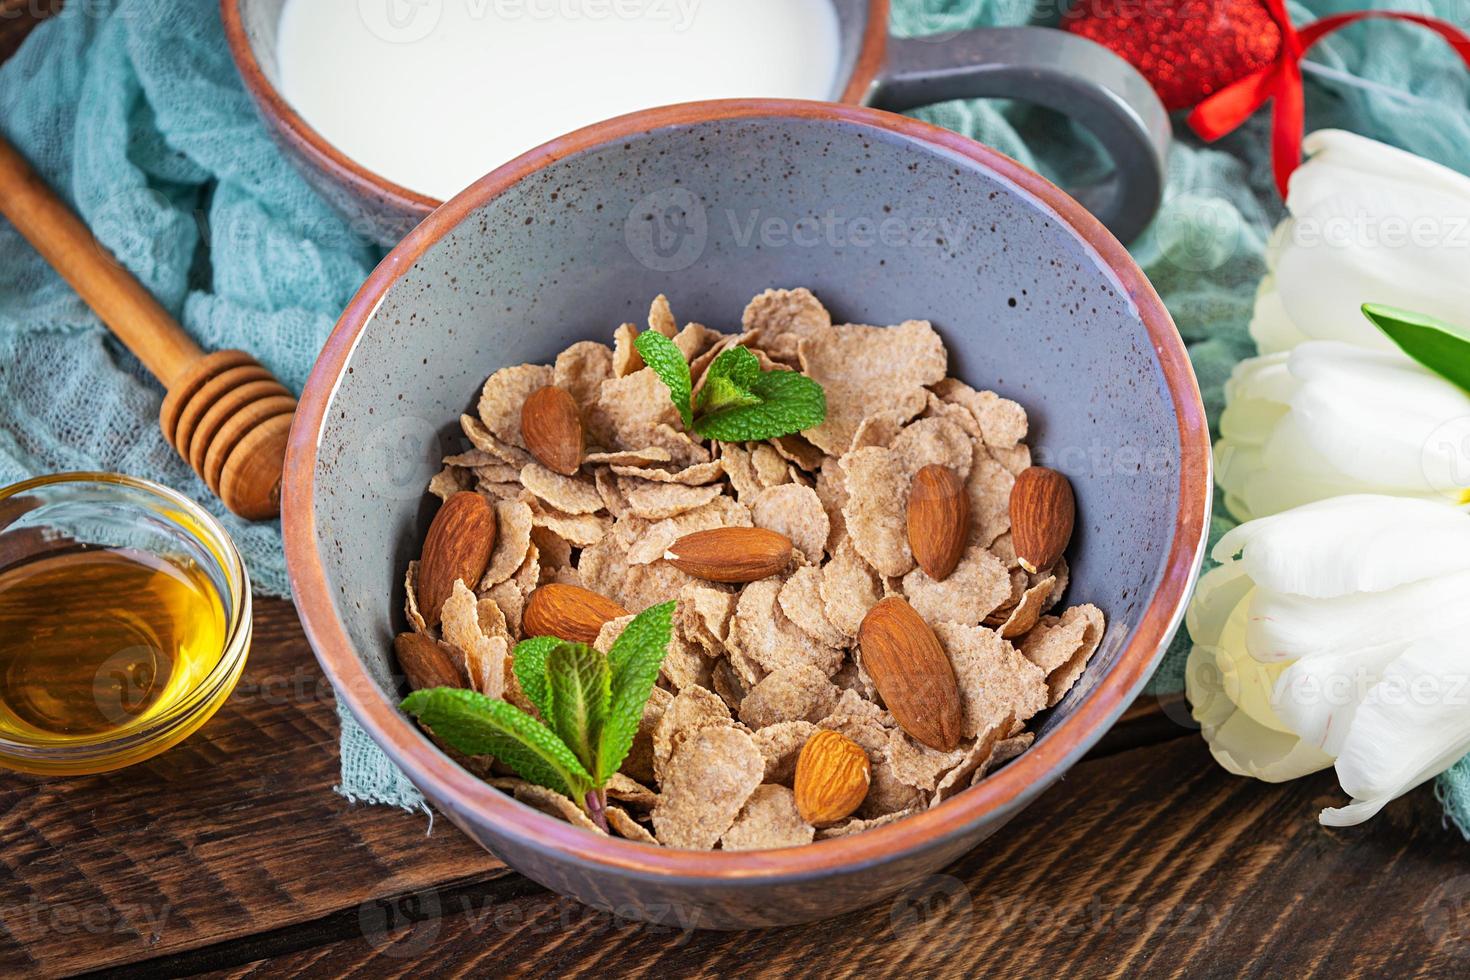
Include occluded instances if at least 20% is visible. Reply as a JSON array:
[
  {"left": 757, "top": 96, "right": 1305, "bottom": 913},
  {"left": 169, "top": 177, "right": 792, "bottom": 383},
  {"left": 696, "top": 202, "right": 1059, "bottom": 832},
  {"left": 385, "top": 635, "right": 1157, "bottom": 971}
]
[{"left": 0, "top": 134, "right": 293, "bottom": 521}]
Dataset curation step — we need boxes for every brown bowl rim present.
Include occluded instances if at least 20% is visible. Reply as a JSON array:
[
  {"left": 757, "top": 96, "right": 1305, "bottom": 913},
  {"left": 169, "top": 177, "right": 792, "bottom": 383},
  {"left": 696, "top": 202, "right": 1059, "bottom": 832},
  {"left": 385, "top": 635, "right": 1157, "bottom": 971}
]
[
  {"left": 219, "top": 0, "right": 440, "bottom": 213},
  {"left": 219, "top": 0, "right": 891, "bottom": 213},
  {"left": 283, "top": 98, "right": 1210, "bottom": 880}
]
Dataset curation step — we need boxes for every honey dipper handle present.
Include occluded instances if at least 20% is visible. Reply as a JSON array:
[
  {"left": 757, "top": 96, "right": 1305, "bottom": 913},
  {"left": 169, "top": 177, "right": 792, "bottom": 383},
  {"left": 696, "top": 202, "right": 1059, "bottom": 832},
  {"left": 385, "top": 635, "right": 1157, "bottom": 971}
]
[{"left": 0, "top": 134, "right": 204, "bottom": 386}]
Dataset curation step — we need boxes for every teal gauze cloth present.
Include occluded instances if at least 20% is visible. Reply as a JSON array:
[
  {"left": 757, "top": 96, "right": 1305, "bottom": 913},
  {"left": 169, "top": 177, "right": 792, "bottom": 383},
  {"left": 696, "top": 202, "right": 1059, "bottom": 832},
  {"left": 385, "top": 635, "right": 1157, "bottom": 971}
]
[{"left": 1, "top": 0, "right": 1465, "bottom": 835}]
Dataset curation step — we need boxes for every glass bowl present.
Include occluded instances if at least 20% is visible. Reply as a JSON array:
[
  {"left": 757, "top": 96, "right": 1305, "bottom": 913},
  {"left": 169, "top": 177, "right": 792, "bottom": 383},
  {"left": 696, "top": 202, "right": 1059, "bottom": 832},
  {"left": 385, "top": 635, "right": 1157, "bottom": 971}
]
[{"left": 0, "top": 473, "right": 251, "bottom": 775}]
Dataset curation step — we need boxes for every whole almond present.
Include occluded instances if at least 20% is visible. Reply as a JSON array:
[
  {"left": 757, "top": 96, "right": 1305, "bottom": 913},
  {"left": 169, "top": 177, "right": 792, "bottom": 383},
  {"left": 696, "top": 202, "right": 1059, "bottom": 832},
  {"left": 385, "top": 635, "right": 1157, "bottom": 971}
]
[
  {"left": 418, "top": 491, "right": 497, "bottom": 629},
  {"left": 794, "top": 730, "right": 871, "bottom": 826},
  {"left": 521, "top": 385, "right": 584, "bottom": 476},
  {"left": 907, "top": 464, "right": 970, "bottom": 581},
  {"left": 523, "top": 583, "right": 630, "bottom": 644},
  {"left": 1010, "top": 466, "right": 1075, "bottom": 574},
  {"left": 857, "top": 597, "right": 964, "bottom": 751},
  {"left": 664, "top": 527, "right": 792, "bottom": 583},
  {"left": 394, "top": 632, "right": 468, "bottom": 691}
]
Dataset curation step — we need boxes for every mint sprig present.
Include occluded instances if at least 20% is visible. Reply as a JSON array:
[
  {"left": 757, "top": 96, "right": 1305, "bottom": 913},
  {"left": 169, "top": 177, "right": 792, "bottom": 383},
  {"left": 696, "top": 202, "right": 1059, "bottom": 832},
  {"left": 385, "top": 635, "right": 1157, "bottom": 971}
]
[
  {"left": 633, "top": 331, "right": 693, "bottom": 428},
  {"left": 1362, "top": 303, "right": 1470, "bottom": 393},
  {"left": 401, "top": 601, "right": 676, "bottom": 830},
  {"left": 633, "top": 331, "right": 826, "bottom": 442}
]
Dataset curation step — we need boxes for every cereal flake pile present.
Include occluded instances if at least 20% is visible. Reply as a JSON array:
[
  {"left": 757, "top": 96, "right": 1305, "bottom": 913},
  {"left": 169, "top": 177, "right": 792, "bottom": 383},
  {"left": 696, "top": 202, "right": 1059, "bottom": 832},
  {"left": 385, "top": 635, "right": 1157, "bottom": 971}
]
[{"left": 399, "top": 288, "right": 1105, "bottom": 849}]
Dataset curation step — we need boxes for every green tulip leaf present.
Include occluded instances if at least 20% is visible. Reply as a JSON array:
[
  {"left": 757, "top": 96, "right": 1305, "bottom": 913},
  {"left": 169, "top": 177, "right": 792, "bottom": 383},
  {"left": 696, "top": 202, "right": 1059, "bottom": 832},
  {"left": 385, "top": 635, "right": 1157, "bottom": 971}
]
[{"left": 1362, "top": 304, "right": 1470, "bottom": 393}]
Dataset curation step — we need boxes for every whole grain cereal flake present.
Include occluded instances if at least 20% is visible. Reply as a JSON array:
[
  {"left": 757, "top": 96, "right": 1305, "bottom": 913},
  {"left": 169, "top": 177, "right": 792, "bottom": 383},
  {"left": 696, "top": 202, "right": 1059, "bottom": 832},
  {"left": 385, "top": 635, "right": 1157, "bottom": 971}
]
[
  {"left": 720, "top": 784, "right": 815, "bottom": 850},
  {"left": 935, "top": 621, "right": 1047, "bottom": 739},
  {"left": 1021, "top": 604, "right": 1106, "bottom": 706},
  {"left": 798, "top": 320, "right": 944, "bottom": 455},
  {"left": 477, "top": 364, "right": 554, "bottom": 449},
  {"left": 652, "top": 726, "right": 764, "bottom": 849},
  {"left": 753, "top": 720, "right": 817, "bottom": 785},
  {"left": 750, "top": 483, "right": 829, "bottom": 562},
  {"left": 737, "top": 663, "right": 841, "bottom": 729}
]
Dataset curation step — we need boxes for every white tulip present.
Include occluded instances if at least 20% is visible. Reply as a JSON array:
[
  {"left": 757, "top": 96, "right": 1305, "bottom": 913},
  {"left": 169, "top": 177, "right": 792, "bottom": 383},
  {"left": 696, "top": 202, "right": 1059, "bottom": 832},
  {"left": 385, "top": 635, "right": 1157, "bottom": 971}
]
[
  {"left": 1185, "top": 495, "right": 1470, "bottom": 825},
  {"left": 1250, "top": 129, "right": 1470, "bottom": 356},
  {"left": 1214, "top": 341, "right": 1470, "bottom": 521}
]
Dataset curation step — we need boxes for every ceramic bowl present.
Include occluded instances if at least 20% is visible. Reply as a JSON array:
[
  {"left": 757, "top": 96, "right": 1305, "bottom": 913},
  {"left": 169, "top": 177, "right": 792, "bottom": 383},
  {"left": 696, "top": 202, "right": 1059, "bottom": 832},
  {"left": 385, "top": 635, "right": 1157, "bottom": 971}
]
[
  {"left": 221, "top": 0, "right": 1169, "bottom": 244},
  {"left": 282, "top": 100, "right": 1209, "bottom": 929}
]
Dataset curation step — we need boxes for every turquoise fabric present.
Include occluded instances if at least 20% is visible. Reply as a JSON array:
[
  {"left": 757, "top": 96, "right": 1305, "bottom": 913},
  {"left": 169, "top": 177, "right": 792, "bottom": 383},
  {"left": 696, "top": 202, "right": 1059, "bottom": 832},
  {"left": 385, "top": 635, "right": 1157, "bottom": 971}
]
[{"left": 0, "top": 0, "right": 1464, "bottom": 834}]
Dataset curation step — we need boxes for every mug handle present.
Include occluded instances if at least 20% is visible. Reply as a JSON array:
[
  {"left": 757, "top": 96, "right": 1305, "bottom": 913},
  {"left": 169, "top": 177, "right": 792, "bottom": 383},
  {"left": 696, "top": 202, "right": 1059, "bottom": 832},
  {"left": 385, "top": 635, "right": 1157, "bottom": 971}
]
[{"left": 865, "top": 27, "right": 1170, "bottom": 244}]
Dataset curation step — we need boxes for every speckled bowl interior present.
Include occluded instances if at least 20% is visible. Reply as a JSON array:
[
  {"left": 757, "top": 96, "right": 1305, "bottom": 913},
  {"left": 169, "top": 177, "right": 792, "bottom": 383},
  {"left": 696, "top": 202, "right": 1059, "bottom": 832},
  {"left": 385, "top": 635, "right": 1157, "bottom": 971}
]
[{"left": 285, "top": 101, "right": 1208, "bottom": 928}]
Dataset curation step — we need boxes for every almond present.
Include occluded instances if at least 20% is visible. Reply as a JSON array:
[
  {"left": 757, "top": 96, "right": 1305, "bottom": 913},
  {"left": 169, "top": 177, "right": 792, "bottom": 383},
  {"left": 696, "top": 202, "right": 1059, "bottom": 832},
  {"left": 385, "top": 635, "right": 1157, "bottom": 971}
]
[
  {"left": 1010, "top": 466, "right": 1075, "bottom": 574},
  {"left": 417, "top": 491, "right": 497, "bottom": 629},
  {"left": 857, "top": 597, "right": 964, "bottom": 751},
  {"left": 394, "top": 632, "right": 468, "bottom": 691},
  {"left": 523, "top": 583, "right": 630, "bottom": 644},
  {"left": 664, "top": 527, "right": 792, "bottom": 583},
  {"left": 794, "top": 730, "right": 871, "bottom": 826},
  {"left": 907, "top": 464, "right": 970, "bottom": 581},
  {"left": 521, "top": 385, "right": 584, "bottom": 476}
]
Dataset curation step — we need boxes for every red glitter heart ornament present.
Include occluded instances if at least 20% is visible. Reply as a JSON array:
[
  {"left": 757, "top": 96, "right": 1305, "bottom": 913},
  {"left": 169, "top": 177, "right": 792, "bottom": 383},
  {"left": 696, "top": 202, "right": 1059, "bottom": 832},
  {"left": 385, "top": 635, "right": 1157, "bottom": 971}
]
[{"left": 1065, "top": 0, "right": 1284, "bottom": 111}]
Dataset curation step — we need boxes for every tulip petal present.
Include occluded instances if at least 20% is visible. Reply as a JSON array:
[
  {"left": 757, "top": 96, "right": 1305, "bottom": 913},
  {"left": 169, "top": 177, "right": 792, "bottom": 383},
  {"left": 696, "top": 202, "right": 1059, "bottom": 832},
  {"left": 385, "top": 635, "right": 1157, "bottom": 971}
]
[
  {"left": 1249, "top": 272, "right": 1312, "bottom": 356},
  {"left": 1213, "top": 496, "right": 1470, "bottom": 598},
  {"left": 1276, "top": 132, "right": 1470, "bottom": 354},
  {"left": 1320, "top": 631, "right": 1470, "bottom": 826}
]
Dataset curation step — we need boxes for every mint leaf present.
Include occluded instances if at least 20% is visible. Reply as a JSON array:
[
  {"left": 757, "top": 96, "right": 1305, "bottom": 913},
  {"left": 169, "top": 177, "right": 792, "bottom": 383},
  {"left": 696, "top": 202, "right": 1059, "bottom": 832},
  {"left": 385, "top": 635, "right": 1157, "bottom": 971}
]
[
  {"left": 402, "top": 687, "right": 592, "bottom": 798},
  {"left": 698, "top": 374, "right": 763, "bottom": 415},
  {"left": 545, "top": 643, "right": 611, "bottom": 775},
  {"left": 703, "top": 345, "right": 760, "bottom": 391},
  {"left": 597, "top": 600, "right": 675, "bottom": 783},
  {"left": 696, "top": 346, "right": 764, "bottom": 416},
  {"left": 693, "top": 368, "right": 826, "bottom": 442},
  {"left": 1363, "top": 304, "right": 1470, "bottom": 392},
  {"left": 512, "top": 635, "right": 560, "bottom": 717},
  {"left": 634, "top": 331, "right": 693, "bottom": 427}
]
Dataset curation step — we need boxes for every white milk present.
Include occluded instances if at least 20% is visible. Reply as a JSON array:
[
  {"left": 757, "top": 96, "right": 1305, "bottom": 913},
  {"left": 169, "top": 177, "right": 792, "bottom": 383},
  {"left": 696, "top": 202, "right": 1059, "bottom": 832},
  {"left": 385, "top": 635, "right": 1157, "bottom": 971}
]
[{"left": 276, "top": 0, "right": 842, "bottom": 200}]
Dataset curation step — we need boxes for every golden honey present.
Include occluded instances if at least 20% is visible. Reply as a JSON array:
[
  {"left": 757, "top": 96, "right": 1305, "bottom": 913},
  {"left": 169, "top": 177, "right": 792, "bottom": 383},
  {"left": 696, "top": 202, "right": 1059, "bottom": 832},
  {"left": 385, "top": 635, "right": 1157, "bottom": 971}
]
[{"left": 0, "top": 547, "right": 227, "bottom": 743}]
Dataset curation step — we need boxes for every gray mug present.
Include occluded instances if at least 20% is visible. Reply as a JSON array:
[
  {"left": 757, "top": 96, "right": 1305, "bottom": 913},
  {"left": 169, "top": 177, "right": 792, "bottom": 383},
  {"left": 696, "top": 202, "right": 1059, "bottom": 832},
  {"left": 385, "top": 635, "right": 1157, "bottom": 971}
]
[
  {"left": 225, "top": 0, "right": 1170, "bottom": 245},
  {"left": 833, "top": 0, "right": 1170, "bottom": 244}
]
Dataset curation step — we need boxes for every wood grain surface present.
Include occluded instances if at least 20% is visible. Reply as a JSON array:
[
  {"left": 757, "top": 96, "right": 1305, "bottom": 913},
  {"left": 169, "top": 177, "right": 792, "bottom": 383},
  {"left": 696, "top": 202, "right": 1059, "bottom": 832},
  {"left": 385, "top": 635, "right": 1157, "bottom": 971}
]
[
  {"left": 2, "top": 7, "right": 1468, "bottom": 977},
  {"left": 1, "top": 600, "right": 1465, "bottom": 978}
]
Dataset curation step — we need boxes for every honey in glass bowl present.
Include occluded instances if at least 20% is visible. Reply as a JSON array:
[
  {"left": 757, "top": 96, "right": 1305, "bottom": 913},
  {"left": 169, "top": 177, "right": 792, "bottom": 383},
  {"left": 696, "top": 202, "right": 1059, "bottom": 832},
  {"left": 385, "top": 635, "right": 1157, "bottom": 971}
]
[{"left": 0, "top": 473, "right": 250, "bottom": 774}]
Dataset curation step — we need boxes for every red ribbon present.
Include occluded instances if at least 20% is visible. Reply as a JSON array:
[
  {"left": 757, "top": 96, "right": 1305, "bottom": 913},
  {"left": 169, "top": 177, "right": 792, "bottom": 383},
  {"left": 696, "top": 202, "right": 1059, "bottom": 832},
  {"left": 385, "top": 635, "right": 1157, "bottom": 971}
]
[{"left": 1186, "top": 0, "right": 1470, "bottom": 197}]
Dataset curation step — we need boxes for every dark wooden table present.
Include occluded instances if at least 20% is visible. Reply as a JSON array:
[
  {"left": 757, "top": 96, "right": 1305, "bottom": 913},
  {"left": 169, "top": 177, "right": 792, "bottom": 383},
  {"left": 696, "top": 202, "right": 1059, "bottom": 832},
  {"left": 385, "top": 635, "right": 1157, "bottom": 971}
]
[
  {"left": 2, "top": 597, "right": 1467, "bottom": 978},
  {"left": 3, "top": 7, "right": 1469, "bottom": 977}
]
